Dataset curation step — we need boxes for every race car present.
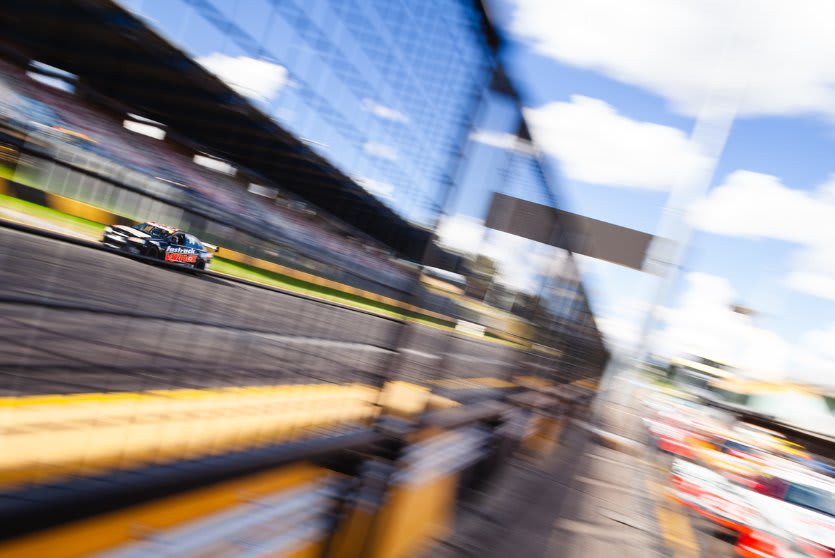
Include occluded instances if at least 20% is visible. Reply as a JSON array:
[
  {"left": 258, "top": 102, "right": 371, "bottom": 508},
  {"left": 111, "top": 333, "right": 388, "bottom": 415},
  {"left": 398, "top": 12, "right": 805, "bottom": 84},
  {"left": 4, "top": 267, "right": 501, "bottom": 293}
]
[
  {"left": 736, "top": 468, "right": 835, "bottom": 558},
  {"left": 671, "top": 458, "right": 835, "bottom": 557},
  {"left": 670, "top": 457, "right": 760, "bottom": 534},
  {"left": 101, "top": 221, "right": 217, "bottom": 270}
]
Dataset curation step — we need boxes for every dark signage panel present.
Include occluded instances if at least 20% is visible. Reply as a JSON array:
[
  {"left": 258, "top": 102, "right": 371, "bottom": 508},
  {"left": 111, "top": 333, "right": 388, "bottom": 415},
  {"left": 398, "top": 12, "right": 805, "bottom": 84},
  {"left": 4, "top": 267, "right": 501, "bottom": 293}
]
[{"left": 486, "top": 193, "right": 657, "bottom": 271}]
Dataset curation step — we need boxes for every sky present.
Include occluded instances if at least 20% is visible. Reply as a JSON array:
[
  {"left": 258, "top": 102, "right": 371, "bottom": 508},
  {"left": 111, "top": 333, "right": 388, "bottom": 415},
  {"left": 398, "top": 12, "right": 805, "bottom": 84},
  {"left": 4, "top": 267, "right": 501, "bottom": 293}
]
[
  {"left": 114, "top": 0, "right": 835, "bottom": 387},
  {"left": 119, "top": 0, "right": 491, "bottom": 228},
  {"left": 483, "top": 0, "right": 835, "bottom": 386}
]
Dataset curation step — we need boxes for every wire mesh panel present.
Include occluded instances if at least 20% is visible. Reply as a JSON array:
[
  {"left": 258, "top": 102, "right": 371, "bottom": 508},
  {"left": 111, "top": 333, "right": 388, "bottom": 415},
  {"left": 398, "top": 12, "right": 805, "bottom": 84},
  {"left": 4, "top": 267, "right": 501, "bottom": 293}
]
[{"left": 0, "top": 0, "right": 606, "bottom": 503}]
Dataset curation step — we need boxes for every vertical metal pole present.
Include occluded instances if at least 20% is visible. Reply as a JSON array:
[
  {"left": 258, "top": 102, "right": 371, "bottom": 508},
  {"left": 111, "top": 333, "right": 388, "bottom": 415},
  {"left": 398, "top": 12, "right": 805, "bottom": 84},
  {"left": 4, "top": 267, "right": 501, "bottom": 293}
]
[{"left": 595, "top": 43, "right": 750, "bottom": 404}]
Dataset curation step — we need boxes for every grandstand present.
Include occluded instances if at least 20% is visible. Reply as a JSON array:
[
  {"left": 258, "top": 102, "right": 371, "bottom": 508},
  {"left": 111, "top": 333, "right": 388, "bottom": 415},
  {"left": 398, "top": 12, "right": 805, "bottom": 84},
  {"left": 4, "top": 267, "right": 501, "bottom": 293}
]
[{"left": 0, "top": 53, "right": 417, "bottom": 294}]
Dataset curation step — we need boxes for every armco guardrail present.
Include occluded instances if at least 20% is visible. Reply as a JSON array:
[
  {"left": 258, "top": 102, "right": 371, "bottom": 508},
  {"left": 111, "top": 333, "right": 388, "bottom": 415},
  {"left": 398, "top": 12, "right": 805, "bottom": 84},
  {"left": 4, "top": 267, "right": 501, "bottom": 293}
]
[{"left": 0, "top": 391, "right": 569, "bottom": 558}]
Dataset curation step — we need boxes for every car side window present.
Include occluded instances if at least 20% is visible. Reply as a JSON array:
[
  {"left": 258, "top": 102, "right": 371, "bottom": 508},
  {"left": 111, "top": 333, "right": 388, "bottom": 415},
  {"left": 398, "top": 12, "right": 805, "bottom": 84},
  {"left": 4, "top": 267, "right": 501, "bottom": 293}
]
[{"left": 169, "top": 234, "right": 183, "bottom": 245}]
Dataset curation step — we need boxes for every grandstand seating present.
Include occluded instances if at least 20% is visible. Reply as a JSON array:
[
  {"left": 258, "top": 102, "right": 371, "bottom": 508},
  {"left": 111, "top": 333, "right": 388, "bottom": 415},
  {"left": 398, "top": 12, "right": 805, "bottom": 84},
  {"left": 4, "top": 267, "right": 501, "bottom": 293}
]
[{"left": 0, "top": 58, "right": 413, "bottom": 291}]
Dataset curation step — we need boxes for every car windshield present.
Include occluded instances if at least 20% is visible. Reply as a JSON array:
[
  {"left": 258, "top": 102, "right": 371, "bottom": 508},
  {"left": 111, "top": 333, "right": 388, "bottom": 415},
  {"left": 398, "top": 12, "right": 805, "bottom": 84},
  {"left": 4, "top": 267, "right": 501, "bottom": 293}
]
[
  {"left": 131, "top": 223, "right": 170, "bottom": 238},
  {"left": 785, "top": 483, "right": 835, "bottom": 518},
  {"left": 184, "top": 234, "right": 203, "bottom": 249}
]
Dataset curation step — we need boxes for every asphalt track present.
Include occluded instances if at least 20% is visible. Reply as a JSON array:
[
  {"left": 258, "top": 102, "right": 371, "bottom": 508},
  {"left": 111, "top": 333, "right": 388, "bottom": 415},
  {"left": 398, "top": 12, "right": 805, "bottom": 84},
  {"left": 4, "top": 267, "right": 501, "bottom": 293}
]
[{"left": 0, "top": 225, "right": 525, "bottom": 395}]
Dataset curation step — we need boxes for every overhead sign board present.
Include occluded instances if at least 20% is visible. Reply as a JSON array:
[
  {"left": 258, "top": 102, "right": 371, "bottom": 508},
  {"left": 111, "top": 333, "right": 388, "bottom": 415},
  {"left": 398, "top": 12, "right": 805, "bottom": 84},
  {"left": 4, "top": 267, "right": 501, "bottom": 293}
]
[{"left": 485, "top": 193, "right": 663, "bottom": 272}]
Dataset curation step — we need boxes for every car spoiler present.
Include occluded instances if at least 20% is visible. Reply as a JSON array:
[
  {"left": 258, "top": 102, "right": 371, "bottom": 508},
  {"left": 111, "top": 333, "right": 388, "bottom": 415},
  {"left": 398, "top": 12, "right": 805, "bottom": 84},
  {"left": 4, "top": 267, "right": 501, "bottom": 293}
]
[{"left": 203, "top": 242, "right": 220, "bottom": 253}]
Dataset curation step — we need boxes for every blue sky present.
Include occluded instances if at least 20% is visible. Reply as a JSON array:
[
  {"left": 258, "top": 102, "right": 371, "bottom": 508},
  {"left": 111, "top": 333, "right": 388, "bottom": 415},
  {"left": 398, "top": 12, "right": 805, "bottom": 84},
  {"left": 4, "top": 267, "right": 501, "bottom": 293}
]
[
  {"left": 117, "top": 0, "right": 835, "bottom": 385},
  {"left": 120, "top": 0, "right": 491, "bottom": 227},
  {"left": 486, "top": 0, "right": 835, "bottom": 385}
]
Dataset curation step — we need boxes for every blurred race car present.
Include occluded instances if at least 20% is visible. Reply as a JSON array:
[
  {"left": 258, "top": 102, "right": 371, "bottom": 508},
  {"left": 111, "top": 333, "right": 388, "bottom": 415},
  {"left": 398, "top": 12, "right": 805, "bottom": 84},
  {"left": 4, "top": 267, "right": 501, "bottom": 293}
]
[
  {"left": 101, "top": 221, "right": 217, "bottom": 270},
  {"left": 671, "top": 458, "right": 835, "bottom": 557},
  {"left": 670, "top": 457, "right": 759, "bottom": 534},
  {"left": 736, "top": 468, "right": 835, "bottom": 558}
]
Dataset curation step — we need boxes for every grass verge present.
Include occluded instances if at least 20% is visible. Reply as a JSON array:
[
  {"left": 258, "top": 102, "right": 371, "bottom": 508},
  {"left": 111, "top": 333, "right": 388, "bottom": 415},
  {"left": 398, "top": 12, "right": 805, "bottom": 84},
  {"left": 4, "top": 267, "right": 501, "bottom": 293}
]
[
  {"left": 0, "top": 193, "right": 104, "bottom": 238},
  {"left": 0, "top": 190, "right": 525, "bottom": 345},
  {"left": 211, "top": 258, "right": 454, "bottom": 328},
  {"left": 0, "top": 192, "right": 457, "bottom": 329}
]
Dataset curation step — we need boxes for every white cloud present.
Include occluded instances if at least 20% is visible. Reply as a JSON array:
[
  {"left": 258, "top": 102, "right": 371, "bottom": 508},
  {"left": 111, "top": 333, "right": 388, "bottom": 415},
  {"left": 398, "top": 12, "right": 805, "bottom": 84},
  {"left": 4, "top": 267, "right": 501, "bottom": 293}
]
[
  {"left": 689, "top": 171, "right": 835, "bottom": 300},
  {"left": 524, "top": 96, "right": 707, "bottom": 190},
  {"left": 792, "top": 326, "right": 835, "bottom": 387},
  {"left": 652, "top": 272, "right": 788, "bottom": 380},
  {"left": 436, "top": 214, "right": 484, "bottom": 255},
  {"left": 468, "top": 130, "right": 536, "bottom": 155},
  {"left": 362, "top": 99, "right": 409, "bottom": 124},
  {"left": 786, "top": 240, "right": 835, "bottom": 301},
  {"left": 363, "top": 142, "right": 398, "bottom": 161},
  {"left": 635, "top": 271, "right": 835, "bottom": 387},
  {"left": 355, "top": 177, "right": 395, "bottom": 200},
  {"left": 689, "top": 170, "right": 834, "bottom": 243},
  {"left": 800, "top": 324, "right": 835, "bottom": 363},
  {"left": 436, "top": 214, "right": 552, "bottom": 292},
  {"left": 511, "top": 0, "right": 835, "bottom": 119},
  {"left": 786, "top": 272, "right": 835, "bottom": 301},
  {"left": 197, "top": 53, "right": 288, "bottom": 101},
  {"left": 597, "top": 315, "right": 641, "bottom": 352}
]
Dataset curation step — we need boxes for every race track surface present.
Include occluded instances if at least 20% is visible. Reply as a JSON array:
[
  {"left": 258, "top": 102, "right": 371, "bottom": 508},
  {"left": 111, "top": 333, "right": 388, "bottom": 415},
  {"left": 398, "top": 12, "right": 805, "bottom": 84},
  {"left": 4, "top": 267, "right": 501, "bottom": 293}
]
[{"left": 0, "top": 225, "right": 523, "bottom": 395}]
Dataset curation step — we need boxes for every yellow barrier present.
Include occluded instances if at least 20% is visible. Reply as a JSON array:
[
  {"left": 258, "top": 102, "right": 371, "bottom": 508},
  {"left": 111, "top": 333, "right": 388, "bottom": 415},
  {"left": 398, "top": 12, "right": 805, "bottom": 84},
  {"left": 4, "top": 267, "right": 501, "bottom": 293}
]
[
  {"left": 1, "top": 182, "right": 463, "bottom": 328},
  {"left": 46, "top": 194, "right": 119, "bottom": 226},
  {"left": 328, "top": 423, "right": 474, "bottom": 558},
  {"left": 325, "top": 504, "right": 377, "bottom": 558},
  {"left": 0, "top": 383, "right": 379, "bottom": 487},
  {"left": 368, "top": 473, "right": 459, "bottom": 558},
  {"left": 522, "top": 415, "right": 564, "bottom": 458},
  {"left": 514, "top": 375, "right": 554, "bottom": 390},
  {"left": 432, "top": 377, "right": 516, "bottom": 390},
  {"left": 0, "top": 464, "right": 327, "bottom": 558},
  {"left": 217, "top": 247, "right": 452, "bottom": 324},
  {"left": 325, "top": 469, "right": 460, "bottom": 558},
  {"left": 0, "top": 380, "right": 465, "bottom": 488}
]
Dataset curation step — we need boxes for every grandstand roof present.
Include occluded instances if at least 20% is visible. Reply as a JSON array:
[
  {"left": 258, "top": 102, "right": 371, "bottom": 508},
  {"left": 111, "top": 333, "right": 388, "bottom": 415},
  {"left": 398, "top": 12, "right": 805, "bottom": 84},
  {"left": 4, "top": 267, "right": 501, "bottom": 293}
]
[{"left": 0, "top": 0, "right": 436, "bottom": 260}]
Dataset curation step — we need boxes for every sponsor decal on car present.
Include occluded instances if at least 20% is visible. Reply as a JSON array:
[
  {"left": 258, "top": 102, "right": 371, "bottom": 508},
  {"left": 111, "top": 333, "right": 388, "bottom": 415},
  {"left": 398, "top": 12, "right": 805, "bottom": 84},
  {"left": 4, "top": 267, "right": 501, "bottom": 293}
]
[{"left": 165, "top": 246, "right": 198, "bottom": 264}]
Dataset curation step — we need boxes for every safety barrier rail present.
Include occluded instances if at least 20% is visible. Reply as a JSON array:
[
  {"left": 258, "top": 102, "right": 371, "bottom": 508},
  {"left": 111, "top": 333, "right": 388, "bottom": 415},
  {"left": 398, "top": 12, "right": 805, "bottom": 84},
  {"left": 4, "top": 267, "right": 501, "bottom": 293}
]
[{"left": 0, "top": 390, "right": 573, "bottom": 558}]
